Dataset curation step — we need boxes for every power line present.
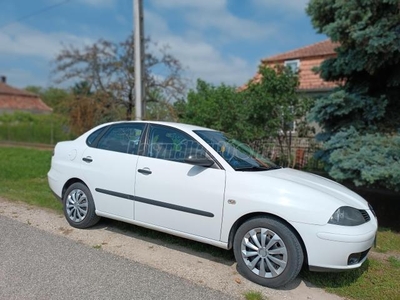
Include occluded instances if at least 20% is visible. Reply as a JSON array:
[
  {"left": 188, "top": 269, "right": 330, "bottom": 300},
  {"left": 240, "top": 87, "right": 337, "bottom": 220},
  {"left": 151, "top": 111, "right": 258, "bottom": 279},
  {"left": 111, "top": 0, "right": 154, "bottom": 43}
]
[{"left": 0, "top": 0, "right": 72, "bottom": 30}]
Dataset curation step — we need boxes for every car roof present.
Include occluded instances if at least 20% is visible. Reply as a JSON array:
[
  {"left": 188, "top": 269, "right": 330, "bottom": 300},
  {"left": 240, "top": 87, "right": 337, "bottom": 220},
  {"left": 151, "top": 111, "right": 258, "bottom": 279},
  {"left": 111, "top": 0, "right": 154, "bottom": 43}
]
[{"left": 105, "top": 121, "right": 217, "bottom": 133}]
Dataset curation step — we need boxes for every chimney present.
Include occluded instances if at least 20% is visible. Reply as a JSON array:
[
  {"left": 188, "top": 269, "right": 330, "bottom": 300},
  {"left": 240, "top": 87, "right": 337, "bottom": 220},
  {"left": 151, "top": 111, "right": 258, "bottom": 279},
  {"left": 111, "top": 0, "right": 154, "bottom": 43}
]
[{"left": 0, "top": 76, "right": 6, "bottom": 83}]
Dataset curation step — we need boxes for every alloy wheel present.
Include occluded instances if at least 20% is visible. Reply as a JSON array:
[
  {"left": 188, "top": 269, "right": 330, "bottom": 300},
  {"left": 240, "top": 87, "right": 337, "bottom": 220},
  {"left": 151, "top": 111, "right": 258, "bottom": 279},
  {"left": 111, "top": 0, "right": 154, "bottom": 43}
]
[
  {"left": 66, "top": 189, "right": 88, "bottom": 223},
  {"left": 240, "top": 228, "right": 288, "bottom": 278}
]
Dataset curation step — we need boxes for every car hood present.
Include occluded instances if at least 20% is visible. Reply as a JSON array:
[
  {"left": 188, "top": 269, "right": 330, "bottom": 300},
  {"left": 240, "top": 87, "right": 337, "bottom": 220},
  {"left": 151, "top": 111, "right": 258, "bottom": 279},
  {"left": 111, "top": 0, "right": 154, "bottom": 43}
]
[
  {"left": 225, "top": 167, "right": 370, "bottom": 225},
  {"left": 260, "top": 168, "right": 368, "bottom": 209}
]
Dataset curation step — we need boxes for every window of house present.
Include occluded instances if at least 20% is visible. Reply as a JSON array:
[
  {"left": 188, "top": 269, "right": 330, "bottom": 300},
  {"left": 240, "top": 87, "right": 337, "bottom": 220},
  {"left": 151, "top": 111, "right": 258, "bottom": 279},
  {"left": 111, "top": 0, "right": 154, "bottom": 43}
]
[
  {"left": 284, "top": 59, "right": 300, "bottom": 73},
  {"left": 97, "top": 123, "right": 145, "bottom": 154}
]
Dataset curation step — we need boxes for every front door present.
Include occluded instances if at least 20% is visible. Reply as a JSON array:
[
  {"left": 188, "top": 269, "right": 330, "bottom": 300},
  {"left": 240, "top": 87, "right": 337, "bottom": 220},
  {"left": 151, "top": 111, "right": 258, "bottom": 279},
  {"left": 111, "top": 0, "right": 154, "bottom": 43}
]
[{"left": 134, "top": 124, "right": 226, "bottom": 241}]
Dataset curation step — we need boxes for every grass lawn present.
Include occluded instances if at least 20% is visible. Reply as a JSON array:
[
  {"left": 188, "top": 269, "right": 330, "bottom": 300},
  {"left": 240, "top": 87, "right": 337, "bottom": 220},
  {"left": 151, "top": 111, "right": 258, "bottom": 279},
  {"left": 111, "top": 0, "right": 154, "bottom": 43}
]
[
  {"left": 0, "top": 146, "right": 399, "bottom": 299},
  {"left": 0, "top": 147, "right": 62, "bottom": 211}
]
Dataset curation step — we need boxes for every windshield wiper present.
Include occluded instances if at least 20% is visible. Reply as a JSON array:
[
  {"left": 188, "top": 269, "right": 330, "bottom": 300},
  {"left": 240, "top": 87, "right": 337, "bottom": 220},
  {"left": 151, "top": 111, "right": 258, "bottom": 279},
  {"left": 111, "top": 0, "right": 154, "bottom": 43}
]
[
  {"left": 235, "top": 165, "right": 281, "bottom": 172},
  {"left": 235, "top": 166, "right": 271, "bottom": 171}
]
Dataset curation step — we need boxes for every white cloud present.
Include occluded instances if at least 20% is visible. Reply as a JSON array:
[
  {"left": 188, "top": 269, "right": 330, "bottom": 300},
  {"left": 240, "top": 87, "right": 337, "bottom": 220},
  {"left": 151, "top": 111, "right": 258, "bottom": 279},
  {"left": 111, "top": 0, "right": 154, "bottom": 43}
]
[
  {"left": 184, "top": 11, "right": 275, "bottom": 41},
  {"left": 150, "top": 0, "right": 226, "bottom": 10},
  {"left": 144, "top": 10, "right": 170, "bottom": 35},
  {"left": 1, "top": 68, "right": 48, "bottom": 88},
  {"left": 76, "top": 0, "right": 116, "bottom": 8},
  {"left": 0, "top": 24, "right": 94, "bottom": 60},
  {"left": 149, "top": 0, "right": 274, "bottom": 41},
  {"left": 160, "top": 37, "right": 254, "bottom": 85},
  {"left": 252, "top": 0, "right": 309, "bottom": 14},
  {"left": 46, "top": 0, "right": 115, "bottom": 8},
  {"left": 144, "top": 5, "right": 260, "bottom": 86}
]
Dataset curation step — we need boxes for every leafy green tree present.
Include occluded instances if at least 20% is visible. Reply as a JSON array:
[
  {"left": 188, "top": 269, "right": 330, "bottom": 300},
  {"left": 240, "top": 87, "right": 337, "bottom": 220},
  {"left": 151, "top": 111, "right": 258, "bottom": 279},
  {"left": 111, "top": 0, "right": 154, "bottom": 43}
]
[
  {"left": 324, "top": 128, "right": 400, "bottom": 189},
  {"left": 68, "top": 81, "right": 121, "bottom": 134},
  {"left": 244, "top": 66, "right": 313, "bottom": 164},
  {"left": 307, "top": 0, "right": 400, "bottom": 190},
  {"left": 25, "top": 86, "right": 72, "bottom": 114},
  {"left": 180, "top": 66, "right": 312, "bottom": 165},
  {"left": 145, "top": 89, "right": 178, "bottom": 121},
  {"left": 179, "top": 79, "right": 249, "bottom": 140}
]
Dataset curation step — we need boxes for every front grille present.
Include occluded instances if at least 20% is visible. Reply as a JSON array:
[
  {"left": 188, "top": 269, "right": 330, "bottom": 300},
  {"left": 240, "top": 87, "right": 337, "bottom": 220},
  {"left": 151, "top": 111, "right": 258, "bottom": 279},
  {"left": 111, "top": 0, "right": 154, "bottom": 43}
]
[{"left": 360, "top": 210, "right": 371, "bottom": 222}]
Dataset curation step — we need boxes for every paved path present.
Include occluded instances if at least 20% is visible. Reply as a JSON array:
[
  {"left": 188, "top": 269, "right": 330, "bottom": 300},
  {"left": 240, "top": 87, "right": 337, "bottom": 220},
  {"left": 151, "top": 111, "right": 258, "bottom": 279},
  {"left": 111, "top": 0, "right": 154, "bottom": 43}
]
[
  {"left": 0, "top": 215, "right": 236, "bottom": 300},
  {"left": 0, "top": 198, "right": 344, "bottom": 300}
]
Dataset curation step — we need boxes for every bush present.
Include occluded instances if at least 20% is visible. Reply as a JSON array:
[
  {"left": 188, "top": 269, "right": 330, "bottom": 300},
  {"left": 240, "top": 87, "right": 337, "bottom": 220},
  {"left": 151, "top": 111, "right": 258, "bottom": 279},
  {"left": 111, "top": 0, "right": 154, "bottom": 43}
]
[
  {"left": 320, "top": 127, "right": 400, "bottom": 191},
  {"left": 0, "top": 112, "right": 75, "bottom": 144}
]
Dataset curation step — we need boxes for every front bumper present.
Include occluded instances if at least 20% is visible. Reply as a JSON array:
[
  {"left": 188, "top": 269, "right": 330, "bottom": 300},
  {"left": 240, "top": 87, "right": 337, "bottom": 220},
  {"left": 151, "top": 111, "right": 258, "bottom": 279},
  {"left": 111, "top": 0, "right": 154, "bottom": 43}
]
[{"left": 291, "top": 213, "right": 377, "bottom": 271}]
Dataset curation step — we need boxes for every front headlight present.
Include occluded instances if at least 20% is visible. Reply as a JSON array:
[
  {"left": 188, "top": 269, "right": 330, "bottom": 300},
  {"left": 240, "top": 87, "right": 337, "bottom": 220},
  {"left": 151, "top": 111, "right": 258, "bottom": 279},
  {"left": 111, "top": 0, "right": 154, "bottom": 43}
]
[{"left": 328, "top": 206, "right": 366, "bottom": 226}]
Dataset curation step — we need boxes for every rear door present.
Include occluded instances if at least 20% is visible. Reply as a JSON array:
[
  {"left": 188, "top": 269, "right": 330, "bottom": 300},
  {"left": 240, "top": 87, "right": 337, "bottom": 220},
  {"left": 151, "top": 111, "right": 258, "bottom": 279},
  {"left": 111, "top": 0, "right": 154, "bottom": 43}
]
[{"left": 81, "top": 123, "right": 145, "bottom": 220}]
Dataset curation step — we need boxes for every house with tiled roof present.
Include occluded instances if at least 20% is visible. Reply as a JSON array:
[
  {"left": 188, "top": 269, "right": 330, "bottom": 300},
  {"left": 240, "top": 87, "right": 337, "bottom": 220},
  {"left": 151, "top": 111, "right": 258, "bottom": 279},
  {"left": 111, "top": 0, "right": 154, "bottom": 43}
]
[
  {"left": 242, "top": 40, "right": 341, "bottom": 167},
  {"left": 246, "top": 39, "right": 340, "bottom": 96},
  {"left": 0, "top": 76, "right": 52, "bottom": 114}
]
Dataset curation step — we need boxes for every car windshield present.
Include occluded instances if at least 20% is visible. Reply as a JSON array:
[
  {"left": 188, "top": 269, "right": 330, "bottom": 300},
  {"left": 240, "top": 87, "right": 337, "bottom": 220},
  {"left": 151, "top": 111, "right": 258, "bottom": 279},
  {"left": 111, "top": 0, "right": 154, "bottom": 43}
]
[{"left": 194, "top": 130, "right": 280, "bottom": 171}]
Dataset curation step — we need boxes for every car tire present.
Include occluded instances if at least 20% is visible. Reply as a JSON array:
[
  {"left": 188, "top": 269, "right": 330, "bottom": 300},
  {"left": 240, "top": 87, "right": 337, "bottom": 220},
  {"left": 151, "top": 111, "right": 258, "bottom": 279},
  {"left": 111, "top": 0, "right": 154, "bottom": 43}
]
[
  {"left": 233, "top": 216, "right": 303, "bottom": 288},
  {"left": 63, "top": 182, "right": 100, "bottom": 229}
]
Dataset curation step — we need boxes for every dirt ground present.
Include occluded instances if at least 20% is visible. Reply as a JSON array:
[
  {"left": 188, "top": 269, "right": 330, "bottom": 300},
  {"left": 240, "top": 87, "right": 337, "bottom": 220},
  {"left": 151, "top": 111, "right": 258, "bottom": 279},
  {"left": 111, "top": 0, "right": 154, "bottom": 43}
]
[{"left": 0, "top": 197, "right": 344, "bottom": 300}]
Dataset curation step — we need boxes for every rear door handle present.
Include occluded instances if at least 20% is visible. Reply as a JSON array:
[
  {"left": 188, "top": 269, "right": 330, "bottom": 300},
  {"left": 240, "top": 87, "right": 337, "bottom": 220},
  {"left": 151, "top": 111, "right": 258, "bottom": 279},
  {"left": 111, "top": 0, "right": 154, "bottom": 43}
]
[
  {"left": 138, "top": 168, "right": 152, "bottom": 175},
  {"left": 82, "top": 156, "right": 93, "bottom": 163}
]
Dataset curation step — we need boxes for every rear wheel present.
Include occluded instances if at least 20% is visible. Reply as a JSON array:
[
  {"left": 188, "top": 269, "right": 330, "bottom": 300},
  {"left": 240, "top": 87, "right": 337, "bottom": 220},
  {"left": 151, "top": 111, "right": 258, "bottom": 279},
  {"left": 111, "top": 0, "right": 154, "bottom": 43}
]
[
  {"left": 63, "top": 182, "right": 100, "bottom": 229},
  {"left": 233, "top": 216, "right": 303, "bottom": 288}
]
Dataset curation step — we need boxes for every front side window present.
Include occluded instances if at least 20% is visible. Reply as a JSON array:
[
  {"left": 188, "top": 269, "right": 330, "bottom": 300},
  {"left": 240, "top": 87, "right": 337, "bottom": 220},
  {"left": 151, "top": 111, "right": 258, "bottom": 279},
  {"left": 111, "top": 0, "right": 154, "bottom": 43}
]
[
  {"left": 147, "top": 125, "right": 205, "bottom": 162},
  {"left": 194, "top": 130, "right": 279, "bottom": 171},
  {"left": 97, "top": 123, "right": 145, "bottom": 154}
]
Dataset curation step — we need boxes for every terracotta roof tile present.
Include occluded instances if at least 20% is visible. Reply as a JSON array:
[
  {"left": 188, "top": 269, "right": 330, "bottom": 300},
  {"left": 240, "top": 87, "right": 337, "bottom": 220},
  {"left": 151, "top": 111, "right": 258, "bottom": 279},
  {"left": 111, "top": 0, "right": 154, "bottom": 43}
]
[
  {"left": 0, "top": 82, "right": 37, "bottom": 97},
  {"left": 262, "top": 39, "right": 340, "bottom": 63},
  {"left": 0, "top": 82, "right": 52, "bottom": 113}
]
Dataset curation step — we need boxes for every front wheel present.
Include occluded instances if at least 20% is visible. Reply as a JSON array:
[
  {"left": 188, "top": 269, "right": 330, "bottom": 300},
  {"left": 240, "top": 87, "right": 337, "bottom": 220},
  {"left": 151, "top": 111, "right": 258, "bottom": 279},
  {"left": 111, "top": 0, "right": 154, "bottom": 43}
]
[
  {"left": 63, "top": 182, "right": 100, "bottom": 229},
  {"left": 233, "top": 217, "right": 303, "bottom": 288}
]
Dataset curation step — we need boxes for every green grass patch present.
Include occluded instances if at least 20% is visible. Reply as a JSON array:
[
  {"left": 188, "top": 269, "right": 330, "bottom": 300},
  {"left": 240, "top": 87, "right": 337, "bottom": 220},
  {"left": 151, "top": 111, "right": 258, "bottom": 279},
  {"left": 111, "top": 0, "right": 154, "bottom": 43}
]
[
  {"left": 303, "top": 226, "right": 400, "bottom": 300},
  {"left": 302, "top": 258, "right": 400, "bottom": 300},
  {"left": 0, "top": 147, "right": 62, "bottom": 211},
  {"left": 388, "top": 256, "right": 400, "bottom": 269},
  {"left": 0, "top": 112, "right": 74, "bottom": 144},
  {"left": 243, "top": 290, "right": 264, "bottom": 300},
  {"left": 375, "top": 227, "right": 400, "bottom": 253}
]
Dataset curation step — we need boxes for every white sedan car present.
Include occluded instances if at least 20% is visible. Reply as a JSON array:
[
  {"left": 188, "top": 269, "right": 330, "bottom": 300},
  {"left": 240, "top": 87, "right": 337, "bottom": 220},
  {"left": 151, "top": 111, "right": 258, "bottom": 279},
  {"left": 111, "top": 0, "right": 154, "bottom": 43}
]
[{"left": 48, "top": 121, "right": 377, "bottom": 288}]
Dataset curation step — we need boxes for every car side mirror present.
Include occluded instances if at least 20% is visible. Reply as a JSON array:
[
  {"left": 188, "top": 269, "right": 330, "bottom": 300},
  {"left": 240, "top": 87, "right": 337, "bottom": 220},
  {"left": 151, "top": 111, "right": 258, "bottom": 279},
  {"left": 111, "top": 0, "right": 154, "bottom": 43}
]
[{"left": 184, "top": 155, "right": 215, "bottom": 167}]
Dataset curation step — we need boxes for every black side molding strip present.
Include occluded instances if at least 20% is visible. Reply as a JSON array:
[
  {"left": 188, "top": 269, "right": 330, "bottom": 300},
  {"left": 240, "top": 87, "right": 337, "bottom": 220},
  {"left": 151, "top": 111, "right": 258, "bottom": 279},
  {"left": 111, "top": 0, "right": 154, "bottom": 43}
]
[
  {"left": 96, "top": 188, "right": 135, "bottom": 200},
  {"left": 95, "top": 188, "right": 214, "bottom": 218}
]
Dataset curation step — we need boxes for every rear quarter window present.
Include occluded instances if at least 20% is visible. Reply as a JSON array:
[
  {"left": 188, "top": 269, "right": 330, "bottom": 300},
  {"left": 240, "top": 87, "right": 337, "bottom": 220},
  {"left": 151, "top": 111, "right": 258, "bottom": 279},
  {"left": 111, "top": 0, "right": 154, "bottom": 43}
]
[{"left": 86, "top": 127, "right": 107, "bottom": 147}]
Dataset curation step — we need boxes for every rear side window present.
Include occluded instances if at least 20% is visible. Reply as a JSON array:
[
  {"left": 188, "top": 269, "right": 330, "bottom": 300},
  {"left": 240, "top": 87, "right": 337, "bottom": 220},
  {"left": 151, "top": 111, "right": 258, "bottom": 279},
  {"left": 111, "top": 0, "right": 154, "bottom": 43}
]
[
  {"left": 97, "top": 124, "right": 145, "bottom": 155},
  {"left": 86, "top": 127, "right": 106, "bottom": 146}
]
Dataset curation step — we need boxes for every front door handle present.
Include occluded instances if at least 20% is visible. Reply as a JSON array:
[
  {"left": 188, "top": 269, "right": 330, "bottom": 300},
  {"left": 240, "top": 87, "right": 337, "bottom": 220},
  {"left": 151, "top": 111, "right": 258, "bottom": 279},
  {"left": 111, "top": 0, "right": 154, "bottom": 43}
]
[
  {"left": 138, "top": 168, "right": 152, "bottom": 175},
  {"left": 82, "top": 156, "right": 93, "bottom": 163}
]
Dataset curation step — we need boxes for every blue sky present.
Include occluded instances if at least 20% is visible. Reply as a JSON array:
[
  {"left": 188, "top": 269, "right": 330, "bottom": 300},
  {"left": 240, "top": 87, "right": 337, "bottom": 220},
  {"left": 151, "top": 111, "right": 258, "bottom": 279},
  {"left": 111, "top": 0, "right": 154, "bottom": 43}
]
[{"left": 0, "top": 0, "right": 326, "bottom": 89}]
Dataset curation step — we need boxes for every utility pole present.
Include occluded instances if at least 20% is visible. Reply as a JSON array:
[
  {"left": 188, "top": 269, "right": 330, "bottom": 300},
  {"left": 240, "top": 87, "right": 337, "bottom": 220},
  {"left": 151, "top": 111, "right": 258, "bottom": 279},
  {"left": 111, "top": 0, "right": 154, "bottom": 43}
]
[{"left": 134, "top": 0, "right": 145, "bottom": 120}]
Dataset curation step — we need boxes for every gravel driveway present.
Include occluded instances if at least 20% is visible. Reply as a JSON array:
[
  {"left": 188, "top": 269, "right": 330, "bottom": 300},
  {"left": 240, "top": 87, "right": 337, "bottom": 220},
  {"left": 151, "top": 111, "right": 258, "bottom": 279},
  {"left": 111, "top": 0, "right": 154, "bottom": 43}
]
[{"left": 0, "top": 197, "right": 343, "bottom": 300}]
